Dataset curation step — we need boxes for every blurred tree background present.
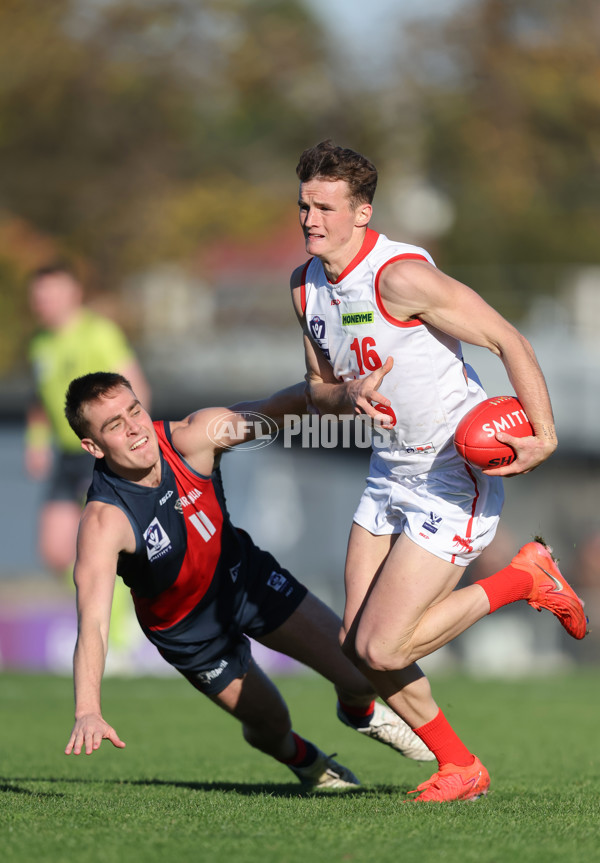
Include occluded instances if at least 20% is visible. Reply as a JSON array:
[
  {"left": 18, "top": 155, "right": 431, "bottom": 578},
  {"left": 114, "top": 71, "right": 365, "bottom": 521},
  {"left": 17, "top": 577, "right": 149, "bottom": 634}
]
[{"left": 0, "top": 0, "right": 599, "bottom": 377}]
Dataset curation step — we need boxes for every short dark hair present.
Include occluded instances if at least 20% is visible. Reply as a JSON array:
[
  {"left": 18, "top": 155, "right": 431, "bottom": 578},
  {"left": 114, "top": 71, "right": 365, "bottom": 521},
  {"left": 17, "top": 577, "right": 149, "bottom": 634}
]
[
  {"left": 296, "top": 140, "right": 378, "bottom": 205},
  {"left": 65, "top": 372, "right": 133, "bottom": 439},
  {"left": 28, "top": 260, "right": 80, "bottom": 286}
]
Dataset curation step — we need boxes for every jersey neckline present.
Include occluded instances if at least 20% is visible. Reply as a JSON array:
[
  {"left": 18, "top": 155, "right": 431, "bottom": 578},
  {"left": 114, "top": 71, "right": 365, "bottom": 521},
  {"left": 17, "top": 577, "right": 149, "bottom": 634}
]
[{"left": 327, "top": 228, "right": 379, "bottom": 285}]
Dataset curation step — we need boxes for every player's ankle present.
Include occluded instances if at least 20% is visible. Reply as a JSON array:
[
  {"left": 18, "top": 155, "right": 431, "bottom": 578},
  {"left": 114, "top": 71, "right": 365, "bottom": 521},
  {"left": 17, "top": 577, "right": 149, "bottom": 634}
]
[
  {"left": 476, "top": 565, "right": 534, "bottom": 613},
  {"left": 277, "top": 732, "right": 319, "bottom": 767},
  {"left": 338, "top": 699, "right": 375, "bottom": 728}
]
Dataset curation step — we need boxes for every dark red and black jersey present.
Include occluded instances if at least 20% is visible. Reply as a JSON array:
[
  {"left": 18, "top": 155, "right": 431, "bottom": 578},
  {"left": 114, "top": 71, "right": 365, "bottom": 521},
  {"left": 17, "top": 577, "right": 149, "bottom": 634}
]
[{"left": 86, "top": 421, "right": 246, "bottom": 631}]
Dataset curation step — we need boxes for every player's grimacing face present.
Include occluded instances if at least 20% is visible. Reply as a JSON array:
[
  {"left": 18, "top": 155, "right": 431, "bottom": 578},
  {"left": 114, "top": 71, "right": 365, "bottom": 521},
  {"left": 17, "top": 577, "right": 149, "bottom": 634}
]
[
  {"left": 298, "top": 178, "right": 365, "bottom": 259},
  {"left": 82, "top": 386, "right": 159, "bottom": 472}
]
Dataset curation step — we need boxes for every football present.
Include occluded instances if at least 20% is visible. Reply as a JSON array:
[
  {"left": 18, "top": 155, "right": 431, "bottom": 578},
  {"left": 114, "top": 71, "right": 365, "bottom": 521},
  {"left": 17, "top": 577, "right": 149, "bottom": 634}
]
[{"left": 454, "top": 396, "right": 533, "bottom": 469}]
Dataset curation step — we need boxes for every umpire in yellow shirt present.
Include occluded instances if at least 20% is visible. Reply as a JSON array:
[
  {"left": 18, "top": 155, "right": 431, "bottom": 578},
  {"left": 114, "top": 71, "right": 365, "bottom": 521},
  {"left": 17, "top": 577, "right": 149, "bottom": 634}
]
[{"left": 26, "top": 262, "right": 151, "bottom": 580}]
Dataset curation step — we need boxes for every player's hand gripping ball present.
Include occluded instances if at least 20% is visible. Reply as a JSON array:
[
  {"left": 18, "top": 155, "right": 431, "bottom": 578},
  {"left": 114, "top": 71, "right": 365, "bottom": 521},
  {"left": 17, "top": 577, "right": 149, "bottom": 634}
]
[{"left": 454, "top": 396, "right": 533, "bottom": 469}]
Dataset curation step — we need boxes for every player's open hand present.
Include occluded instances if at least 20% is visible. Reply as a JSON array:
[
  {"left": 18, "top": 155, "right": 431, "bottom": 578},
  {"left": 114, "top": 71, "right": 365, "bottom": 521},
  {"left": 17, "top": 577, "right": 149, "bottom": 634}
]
[
  {"left": 65, "top": 713, "right": 126, "bottom": 756},
  {"left": 346, "top": 356, "right": 395, "bottom": 427}
]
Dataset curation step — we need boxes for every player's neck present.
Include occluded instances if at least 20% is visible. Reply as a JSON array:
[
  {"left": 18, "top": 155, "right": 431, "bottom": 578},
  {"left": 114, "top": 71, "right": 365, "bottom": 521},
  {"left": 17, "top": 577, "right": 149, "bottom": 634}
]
[
  {"left": 108, "top": 457, "right": 162, "bottom": 487},
  {"left": 321, "top": 230, "right": 367, "bottom": 282},
  {"left": 48, "top": 306, "right": 83, "bottom": 332}
]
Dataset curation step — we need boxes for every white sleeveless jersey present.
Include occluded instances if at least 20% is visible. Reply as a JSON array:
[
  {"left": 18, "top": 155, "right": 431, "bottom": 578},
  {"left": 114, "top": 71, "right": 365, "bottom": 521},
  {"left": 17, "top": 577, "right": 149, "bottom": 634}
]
[{"left": 300, "top": 228, "right": 487, "bottom": 475}]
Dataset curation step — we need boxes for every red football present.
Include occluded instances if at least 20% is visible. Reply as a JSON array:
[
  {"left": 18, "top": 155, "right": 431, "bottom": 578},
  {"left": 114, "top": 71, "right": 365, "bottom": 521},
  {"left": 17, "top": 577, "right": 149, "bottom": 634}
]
[{"left": 454, "top": 396, "right": 533, "bottom": 469}]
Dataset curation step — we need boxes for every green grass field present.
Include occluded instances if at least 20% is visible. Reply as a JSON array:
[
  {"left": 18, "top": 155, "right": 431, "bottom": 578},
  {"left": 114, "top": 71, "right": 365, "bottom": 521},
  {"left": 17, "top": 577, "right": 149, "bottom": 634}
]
[{"left": 1, "top": 669, "right": 598, "bottom": 863}]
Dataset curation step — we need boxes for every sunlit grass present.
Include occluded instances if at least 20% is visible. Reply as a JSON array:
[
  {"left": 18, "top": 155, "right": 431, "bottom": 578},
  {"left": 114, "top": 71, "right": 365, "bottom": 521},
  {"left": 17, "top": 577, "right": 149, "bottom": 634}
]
[{"left": 1, "top": 670, "right": 598, "bottom": 863}]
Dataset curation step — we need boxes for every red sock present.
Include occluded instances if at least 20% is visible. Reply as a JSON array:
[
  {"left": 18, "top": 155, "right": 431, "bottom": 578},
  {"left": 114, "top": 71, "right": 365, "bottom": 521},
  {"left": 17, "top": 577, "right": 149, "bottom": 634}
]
[
  {"left": 413, "top": 709, "right": 474, "bottom": 768},
  {"left": 476, "top": 564, "right": 534, "bottom": 614},
  {"left": 277, "top": 732, "right": 318, "bottom": 767}
]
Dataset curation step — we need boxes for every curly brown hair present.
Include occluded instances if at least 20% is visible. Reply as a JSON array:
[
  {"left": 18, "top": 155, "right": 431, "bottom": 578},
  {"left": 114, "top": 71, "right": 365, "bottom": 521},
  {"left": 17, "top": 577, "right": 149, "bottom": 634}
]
[{"left": 296, "top": 139, "right": 378, "bottom": 206}]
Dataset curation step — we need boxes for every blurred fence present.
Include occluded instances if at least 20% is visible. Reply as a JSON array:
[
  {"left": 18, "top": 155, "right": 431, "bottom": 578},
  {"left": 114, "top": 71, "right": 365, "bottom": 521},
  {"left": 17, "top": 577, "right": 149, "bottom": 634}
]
[
  {"left": 1, "top": 415, "right": 598, "bottom": 676},
  {"left": 2, "top": 285, "right": 600, "bottom": 675}
]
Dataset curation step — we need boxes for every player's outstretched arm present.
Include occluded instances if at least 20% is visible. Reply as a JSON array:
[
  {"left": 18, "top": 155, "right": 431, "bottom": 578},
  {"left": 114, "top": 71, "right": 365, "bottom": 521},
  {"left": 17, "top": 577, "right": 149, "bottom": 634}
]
[
  {"left": 65, "top": 502, "right": 132, "bottom": 755},
  {"left": 229, "top": 380, "right": 307, "bottom": 429},
  {"left": 171, "top": 382, "right": 308, "bottom": 466}
]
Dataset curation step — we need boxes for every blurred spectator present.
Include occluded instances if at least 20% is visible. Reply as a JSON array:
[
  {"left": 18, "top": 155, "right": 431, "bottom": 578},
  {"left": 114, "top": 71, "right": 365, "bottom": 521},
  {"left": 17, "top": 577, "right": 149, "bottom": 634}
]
[{"left": 25, "top": 262, "right": 151, "bottom": 580}]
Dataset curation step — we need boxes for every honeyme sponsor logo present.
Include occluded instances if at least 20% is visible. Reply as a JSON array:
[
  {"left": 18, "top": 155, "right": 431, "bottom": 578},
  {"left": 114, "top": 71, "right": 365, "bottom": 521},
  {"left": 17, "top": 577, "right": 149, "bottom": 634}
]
[{"left": 206, "top": 412, "right": 401, "bottom": 451}]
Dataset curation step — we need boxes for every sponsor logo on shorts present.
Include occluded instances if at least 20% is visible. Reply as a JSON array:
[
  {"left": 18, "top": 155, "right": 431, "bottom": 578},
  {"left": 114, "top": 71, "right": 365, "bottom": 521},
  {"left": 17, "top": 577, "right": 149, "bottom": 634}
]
[
  {"left": 422, "top": 512, "right": 443, "bottom": 534},
  {"left": 404, "top": 441, "right": 436, "bottom": 455},
  {"left": 144, "top": 517, "right": 172, "bottom": 561},
  {"left": 230, "top": 562, "right": 241, "bottom": 583},
  {"left": 197, "top": 659, "right": 228, "bottom": 686},
  {"left": 267, "top": 570, "right": 293, "bottom": 596},
  {"left": 341, "top": 311, "right": 374, "bottom": 326},
  {"left": 453, "top": 534, "right": 474, "bottom": 554}
]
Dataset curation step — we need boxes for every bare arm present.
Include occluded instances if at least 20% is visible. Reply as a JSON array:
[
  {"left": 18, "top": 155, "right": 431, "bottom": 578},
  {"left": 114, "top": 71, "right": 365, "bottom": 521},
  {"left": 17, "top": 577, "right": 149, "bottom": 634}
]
[
  {"left": 24, "top": 402, "right": 53, "bottom": 479},
  {"left": 65, "top": 502, "right": 133, "bottom": 755},
  {"left": 378, "top": 259, "right": 557, "bottom": 475},
  {"left": 229, "top": 381, "right": 307, "bottom": 426},
  {"left": 169, "top": 382, "right": 309, "bottom": 474}
]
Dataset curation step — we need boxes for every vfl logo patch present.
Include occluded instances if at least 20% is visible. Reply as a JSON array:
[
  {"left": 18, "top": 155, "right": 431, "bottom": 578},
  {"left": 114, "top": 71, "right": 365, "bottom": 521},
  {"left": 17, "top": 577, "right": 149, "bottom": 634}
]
[
  {"left": 310, "top": 316, "right": 326, "bottom": 340},
  {"left": 341, "top": 311, "right": 374, "bottom": 326},
  {"left": 144, "top": 517, "right": 172, "bottom": 561},
  {"left": 422, "top": 512, "right": 443, "bottom": 535}
]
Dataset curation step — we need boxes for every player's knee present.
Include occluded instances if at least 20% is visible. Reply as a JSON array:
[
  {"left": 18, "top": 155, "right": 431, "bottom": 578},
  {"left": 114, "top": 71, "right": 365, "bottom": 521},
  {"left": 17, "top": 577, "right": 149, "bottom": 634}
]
[{"left": 354, "top": 634, "right": 412, "bottom": 673}]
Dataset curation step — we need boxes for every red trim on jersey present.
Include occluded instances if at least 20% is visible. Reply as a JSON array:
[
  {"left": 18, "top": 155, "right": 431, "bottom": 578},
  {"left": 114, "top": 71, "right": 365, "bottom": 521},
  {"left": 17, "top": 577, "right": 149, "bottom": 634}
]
[
  {"left": 133, "top": 422, "right": 224, "bottom": 631},
  {"left": 299, "top": 259, "right": 311, "bottom": 315},
  {"left": 450, "top": 464, "right": 480, "bottom": 564},
  {"left": 374, "top": 253, "right": 431, "bottom": 328},
  {"left": 330, "top": 228, "right": 380, "bottom": 284}
]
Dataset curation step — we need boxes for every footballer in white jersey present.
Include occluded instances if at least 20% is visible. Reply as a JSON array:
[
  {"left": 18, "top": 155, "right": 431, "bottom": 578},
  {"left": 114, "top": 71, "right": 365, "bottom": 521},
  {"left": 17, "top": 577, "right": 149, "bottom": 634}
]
[
  {"left": 299, "top": 227, "right": 504, "bottom": 565},
  {"left": 289, "top": 139, "right": 568, "bottom": 804}
]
